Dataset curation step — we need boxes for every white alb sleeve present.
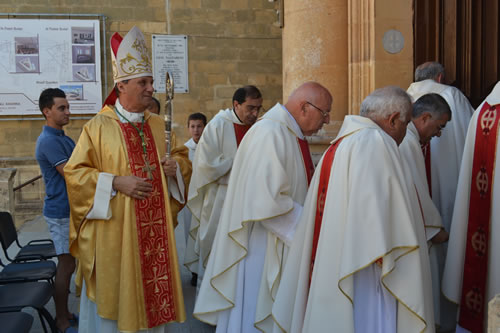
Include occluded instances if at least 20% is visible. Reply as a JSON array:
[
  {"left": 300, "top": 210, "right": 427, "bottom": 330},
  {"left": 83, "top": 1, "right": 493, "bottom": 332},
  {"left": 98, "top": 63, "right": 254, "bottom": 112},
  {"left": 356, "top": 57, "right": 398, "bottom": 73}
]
[
  {"left": 167, "top": 161, "right": 185, "bottom": 204},
  {"left": 86, "top": 172, "right": 114, "bottom": 220}
]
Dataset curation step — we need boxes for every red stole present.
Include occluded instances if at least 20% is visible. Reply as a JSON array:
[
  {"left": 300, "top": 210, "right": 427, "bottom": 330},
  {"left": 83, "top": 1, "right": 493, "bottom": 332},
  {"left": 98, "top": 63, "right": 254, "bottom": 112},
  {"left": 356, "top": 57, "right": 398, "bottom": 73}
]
[
  {"left": 118, "top": 121, "right": 178, "bottom": 327},
  {"left": 309, "top": 139, "right": 343, "bottom": 284},
  {"left": 459, "top": 102, "right": 500, "bottom": 332},
  {"left": 421, "top": 142, "right": 432, "bottom": 195},
  {"left": 297, "top": 138, "right": 315, "bottom": 185},
  {"left": 233, "top": 123, "right": 251, "bottom": 147}
]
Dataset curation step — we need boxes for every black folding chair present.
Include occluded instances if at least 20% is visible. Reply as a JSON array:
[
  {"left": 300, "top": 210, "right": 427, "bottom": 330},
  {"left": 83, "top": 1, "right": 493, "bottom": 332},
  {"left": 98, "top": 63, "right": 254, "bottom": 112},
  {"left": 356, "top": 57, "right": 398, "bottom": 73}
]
[
  {"left": 0, "top": 256, "right": 56, "bottom": 285},
  {"left": 0, "top": 211, "right": 56, "bottom": 261},
  {"left": 0, "top": 282, "right": 57, "bottom": 333},
  {"left": 0, "top": 311, "right": 34, "bottom": 333}
]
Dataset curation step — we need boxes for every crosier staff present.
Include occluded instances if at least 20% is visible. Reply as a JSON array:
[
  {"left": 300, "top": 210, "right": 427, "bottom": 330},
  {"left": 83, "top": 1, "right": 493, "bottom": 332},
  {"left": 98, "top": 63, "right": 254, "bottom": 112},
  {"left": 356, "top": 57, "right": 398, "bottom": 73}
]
[{"left": 165, "top": 71, "right": 174, "bottom": 158}]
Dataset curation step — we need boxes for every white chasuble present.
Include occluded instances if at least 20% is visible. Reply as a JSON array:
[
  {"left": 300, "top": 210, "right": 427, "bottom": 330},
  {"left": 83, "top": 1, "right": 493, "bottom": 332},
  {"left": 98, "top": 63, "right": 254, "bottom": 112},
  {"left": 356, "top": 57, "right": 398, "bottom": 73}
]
[
  {"left": 400, "top": 122, "right": 444, "bottom": 325},
  {"left": 193, "top": 103, "right": 310, "bottom": 333},
  {"left": 271, "top": 115, "right": 435, "bottom": 333},
  {"left": 442, "top": 81, "right": 500, "bottom": 330},
  {"left": 407, "top": 79, "right": 473, "bottom": 330},
  {"left": 407, "top": 79, "right": 473, "bottom": 233},
  {"left": 184, "top": 108, "right": 242, "bottom": 280}
]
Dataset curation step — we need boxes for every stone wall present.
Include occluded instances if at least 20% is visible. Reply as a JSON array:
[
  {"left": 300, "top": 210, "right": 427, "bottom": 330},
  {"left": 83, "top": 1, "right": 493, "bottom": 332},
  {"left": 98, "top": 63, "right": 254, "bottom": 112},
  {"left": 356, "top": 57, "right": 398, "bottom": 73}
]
[
  {"left": 165, "top": 0, "right": 282, "bottom": 141},
  {"left": 0, "top": 0, "right": 282, "bottom": 155},
  {"left": 0, "top": 0, "right": 283, "bottom": 222}
]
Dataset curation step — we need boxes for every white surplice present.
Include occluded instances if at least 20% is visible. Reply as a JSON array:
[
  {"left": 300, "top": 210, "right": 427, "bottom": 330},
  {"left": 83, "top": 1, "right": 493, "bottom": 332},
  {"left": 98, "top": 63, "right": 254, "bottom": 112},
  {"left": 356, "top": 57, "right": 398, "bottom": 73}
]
[
  {"left": 184, "top": 108, "right": 242, "bottom": 283},
  {"left": 193, "top": 103, "right": 310, "bottom": 333},
  {"left": 272, "top": 115, "right": 435, "bottom": 333},
  {"left": 442, "top": 81, "right": 500, "bottom": 330},
  {"left": 400, "top": 122, "right": 444, "bottom": 325},
  {"left": 178, "top": 138, "right": 197, "bottom": 244}
]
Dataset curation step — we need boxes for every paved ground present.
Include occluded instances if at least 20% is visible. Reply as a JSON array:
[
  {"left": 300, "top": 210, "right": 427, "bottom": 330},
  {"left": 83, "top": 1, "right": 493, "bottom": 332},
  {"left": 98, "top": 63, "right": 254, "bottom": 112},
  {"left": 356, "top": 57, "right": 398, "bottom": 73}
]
[{"left": 2, "top": 215, "right": 215, "bottom": 333}]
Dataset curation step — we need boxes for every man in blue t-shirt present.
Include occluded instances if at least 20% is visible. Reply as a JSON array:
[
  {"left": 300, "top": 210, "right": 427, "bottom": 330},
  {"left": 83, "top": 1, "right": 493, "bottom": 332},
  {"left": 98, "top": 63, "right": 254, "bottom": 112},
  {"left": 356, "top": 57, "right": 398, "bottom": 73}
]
[{"left": 35, "top": 88, "right": 77, "bottom": 333}]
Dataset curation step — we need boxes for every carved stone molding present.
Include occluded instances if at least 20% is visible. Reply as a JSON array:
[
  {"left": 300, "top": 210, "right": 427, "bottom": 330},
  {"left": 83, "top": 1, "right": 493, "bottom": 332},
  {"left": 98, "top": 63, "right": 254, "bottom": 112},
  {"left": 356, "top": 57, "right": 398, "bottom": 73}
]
[{"left": 348, "top": 0, "right": 375, "bottom": 114}]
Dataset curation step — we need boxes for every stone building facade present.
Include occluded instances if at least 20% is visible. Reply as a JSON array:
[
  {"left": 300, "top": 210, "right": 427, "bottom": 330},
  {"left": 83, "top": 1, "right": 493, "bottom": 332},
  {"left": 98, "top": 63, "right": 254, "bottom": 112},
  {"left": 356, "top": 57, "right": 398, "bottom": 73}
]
[{"left": 0, "top": 0, "right": 283, "bottom": 223}]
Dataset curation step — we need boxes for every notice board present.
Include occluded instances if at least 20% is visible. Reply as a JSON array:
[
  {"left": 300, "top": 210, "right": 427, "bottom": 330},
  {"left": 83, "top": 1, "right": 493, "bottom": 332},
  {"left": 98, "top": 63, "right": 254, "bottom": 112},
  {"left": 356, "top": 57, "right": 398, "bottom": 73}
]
[
  {"left": 0, "top": 19, "right": 102, "bottom": 115},
  {"left": 152, "top": 34, "right": 189, "bottom": 94}
]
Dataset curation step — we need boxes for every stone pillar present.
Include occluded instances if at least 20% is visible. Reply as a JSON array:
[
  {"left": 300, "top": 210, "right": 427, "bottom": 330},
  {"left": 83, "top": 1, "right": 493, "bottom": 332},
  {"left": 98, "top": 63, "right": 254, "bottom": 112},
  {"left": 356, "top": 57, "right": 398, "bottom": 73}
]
[
  {"left": 283, "top": 0, "right": 414, "bottom": 149},
  {"left": 0, "top": 168, "right": 17, "bottom": 215},
  {"left": 282, "top": 0, "right": 348, "bottom": 141},
  {"left": 489, "top": 294, "right": 500, "bottom": 332},
  {"left": 348, "top": 0, "right": 375, "bottom": 115}
]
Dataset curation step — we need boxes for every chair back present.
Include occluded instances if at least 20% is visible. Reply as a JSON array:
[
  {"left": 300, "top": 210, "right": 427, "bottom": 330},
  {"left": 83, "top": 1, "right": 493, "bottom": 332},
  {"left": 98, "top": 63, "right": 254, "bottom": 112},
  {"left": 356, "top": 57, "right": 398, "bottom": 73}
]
[{"left": 0, "top": 212, "right": 18, "bottom": 252}]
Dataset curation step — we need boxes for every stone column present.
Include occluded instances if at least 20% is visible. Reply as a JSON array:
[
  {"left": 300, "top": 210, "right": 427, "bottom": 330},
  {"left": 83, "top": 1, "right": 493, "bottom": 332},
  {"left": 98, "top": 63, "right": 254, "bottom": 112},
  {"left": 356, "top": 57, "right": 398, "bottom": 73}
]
[
  {"left": 0, "top": 168, "right": 17, "bottom": 215},
  {"left": 283, "top": 0, "right": 414, "bottom": 150},
  {"left": 282, "top": 0, "right": 348, "bottom": 142}
]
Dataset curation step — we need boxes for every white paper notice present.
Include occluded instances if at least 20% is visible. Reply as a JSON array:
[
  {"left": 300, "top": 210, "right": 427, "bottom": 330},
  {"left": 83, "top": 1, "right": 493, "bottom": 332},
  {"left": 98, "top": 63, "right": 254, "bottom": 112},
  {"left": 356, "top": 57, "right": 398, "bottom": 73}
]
[
  {"left": 152, "top": 35, "right": 189, "bottom": 94},
  {"left": 0, "top": 19, "right": 102, "bottom": 115}
]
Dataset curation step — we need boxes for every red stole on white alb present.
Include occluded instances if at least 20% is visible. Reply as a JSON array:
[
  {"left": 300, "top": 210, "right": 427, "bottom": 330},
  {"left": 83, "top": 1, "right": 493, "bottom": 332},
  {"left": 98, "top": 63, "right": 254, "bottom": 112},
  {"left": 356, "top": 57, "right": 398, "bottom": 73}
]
[{"left": 459, "top": 102, "right": 500, "bottom": 332}]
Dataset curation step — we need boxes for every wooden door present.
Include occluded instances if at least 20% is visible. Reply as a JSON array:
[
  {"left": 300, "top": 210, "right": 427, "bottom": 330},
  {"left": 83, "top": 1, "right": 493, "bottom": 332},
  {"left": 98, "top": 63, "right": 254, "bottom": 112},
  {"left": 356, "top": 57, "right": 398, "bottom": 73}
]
[{"left": 414, "top": 0, "right": 500, "bottom": 107}]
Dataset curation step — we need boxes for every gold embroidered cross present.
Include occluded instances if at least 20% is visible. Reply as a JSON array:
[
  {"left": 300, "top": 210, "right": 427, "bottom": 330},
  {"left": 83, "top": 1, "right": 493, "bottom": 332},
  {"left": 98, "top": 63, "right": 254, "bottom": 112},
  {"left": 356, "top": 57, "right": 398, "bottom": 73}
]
[
  {"left": 134, "top": 157, "right": 156, "bottom": 180},
  {"left": 148, "top": 298, "right": 170, "bottom": 316},
  {"left": 129, "top": 132, "right": 139, "bottom": 145},
  {"left": 146, "top": 266, "right": 169, "bottom": 293},
  {"left": 144, "top": 242, "right": 165, "bottom": 260},
  {"left": 141, "top": 210, "right": 163, "bottom": 237}
]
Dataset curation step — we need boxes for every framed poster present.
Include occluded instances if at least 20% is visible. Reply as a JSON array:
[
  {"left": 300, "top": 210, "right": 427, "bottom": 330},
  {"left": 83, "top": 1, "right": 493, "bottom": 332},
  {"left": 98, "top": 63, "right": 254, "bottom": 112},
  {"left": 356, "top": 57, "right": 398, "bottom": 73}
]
[
  {"left": 152, "top": 34, "right": 189, "bottom": 94},
  {"left": 0, "top": 19, "right": 102, "bottom": 115}
]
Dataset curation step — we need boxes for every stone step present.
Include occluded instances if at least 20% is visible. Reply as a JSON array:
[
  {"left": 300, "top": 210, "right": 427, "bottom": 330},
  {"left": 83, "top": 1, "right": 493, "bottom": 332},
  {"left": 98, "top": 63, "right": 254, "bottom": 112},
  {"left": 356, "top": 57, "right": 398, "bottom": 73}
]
[{"left": 14, "top": 200, "right": 43, "bottom": 228}]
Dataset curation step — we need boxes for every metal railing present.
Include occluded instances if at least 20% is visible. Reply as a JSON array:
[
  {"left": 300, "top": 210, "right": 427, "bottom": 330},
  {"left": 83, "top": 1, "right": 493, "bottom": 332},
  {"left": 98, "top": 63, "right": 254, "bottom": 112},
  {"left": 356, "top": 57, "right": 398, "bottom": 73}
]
[{"left": 13, "top": 175, "right": 42, "bottom": 192}]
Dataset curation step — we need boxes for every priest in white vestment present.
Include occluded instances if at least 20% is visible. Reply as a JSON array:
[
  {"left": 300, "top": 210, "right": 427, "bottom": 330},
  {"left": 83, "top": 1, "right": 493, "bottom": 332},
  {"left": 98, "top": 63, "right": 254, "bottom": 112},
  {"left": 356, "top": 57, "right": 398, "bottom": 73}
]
[
  {"left": 193, "top": 82, "right": 332, "bottom": 333},
  {"left": 407, "top": 62, "right": 473, "bottom": 232},
  {"left": 184, "top": 86, "right": 262, "bottom": 289},
  {"left": 442, "top": 81, "right": 500, "bottom": 333},
  {"left": 272, "top": 86, "right": 435, "bottom": 333},
  {"left": 407, "top": 62, "right": 474, "bottom": 329},
  {"left": 399, "top": 93, "right": 451, "bottom": 328}
]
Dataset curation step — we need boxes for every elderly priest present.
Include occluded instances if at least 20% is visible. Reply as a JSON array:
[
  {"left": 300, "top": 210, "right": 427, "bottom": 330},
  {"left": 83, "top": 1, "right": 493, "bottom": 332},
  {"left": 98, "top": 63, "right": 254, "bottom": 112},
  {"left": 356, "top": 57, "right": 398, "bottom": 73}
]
[
  {"left": 193, "top": 81, "right": 332, "bottom": 333},
  {"left": 272, "top": 86, "right": 436, "bottom": 333}
]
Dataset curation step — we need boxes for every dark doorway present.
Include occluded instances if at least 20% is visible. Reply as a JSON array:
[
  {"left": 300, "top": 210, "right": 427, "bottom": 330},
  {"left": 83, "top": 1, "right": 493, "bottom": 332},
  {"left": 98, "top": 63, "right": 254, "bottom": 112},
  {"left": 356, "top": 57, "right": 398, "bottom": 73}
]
[{"left": 414, "top": 0, "right": 500, "bottom": 107}]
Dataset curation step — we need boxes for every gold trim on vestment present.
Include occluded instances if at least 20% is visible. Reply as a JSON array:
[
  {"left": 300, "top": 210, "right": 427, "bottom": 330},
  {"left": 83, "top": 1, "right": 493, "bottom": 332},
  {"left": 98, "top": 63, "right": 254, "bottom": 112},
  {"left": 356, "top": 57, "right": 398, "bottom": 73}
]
[
  {"left": 337, "top": 245, "right": 417, "bottom": 303},
  {"left": 193, "top": 207, "right": 294, "bottom": 325},
  {"left": 336, "top": 245, "right": 428, "bottom": 332},
  {"left": 270, "top": 313, "right": 287, "bottom": 333},
  {"left": 254, "top": 237, "right": 285, "bottom": 332},
  {"left": 379, "top": 247, "right": 428, "bottom": 333}
]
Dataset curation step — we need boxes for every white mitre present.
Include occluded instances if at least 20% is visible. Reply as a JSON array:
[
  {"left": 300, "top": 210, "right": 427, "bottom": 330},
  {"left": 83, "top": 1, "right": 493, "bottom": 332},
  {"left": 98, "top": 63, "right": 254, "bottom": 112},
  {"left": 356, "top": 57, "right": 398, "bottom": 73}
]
[{"left": 110, "top": 25, "right": 152, "bottom": 83}]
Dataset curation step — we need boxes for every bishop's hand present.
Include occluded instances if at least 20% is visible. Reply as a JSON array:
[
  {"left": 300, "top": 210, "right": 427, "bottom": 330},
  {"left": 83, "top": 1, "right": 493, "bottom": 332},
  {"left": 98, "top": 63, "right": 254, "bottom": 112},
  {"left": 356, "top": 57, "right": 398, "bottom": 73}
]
[
  {"left": 112, "top": 175, "right": 152, "bottom": 200},
  {"left": 161, "top": 156, "right": 178, "bottom": 177}
]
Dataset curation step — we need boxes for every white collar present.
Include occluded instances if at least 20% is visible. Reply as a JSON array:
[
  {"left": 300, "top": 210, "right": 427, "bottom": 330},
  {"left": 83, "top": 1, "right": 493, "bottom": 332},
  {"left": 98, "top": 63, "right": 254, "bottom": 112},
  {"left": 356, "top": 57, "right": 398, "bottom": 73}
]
[
  {"left": 283, "top": 104, "right": 304, "bottom": 139},
  {"left": 115, "top": 98, "right": 144, "bottom": 123}
]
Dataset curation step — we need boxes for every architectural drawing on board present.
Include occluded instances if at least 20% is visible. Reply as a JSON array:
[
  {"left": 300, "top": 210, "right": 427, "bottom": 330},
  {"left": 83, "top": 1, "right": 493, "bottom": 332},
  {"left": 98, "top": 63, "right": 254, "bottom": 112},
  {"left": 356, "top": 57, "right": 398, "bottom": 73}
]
[
  {"left": 14, "top": 36, "right": 40, "bottom": 73},
  {"left": 60, "top": 84, "right": 84, "bottom": 100}
]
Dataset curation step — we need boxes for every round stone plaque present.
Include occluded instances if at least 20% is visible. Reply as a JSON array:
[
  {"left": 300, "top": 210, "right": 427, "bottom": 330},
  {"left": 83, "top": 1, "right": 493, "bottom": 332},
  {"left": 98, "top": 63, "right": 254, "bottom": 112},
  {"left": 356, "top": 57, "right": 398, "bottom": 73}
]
[{"left": 382, "top": 29, "right": 404, "bottom": 54}]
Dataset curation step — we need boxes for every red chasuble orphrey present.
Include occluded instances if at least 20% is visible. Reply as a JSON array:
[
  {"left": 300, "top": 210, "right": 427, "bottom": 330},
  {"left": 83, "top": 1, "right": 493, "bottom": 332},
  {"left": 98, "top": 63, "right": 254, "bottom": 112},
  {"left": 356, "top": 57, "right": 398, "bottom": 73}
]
[
  {"left": 297, "top": 138, "right": 315, "bottom": 185},
  {"left": 309, "top": 139, "right": 343, "bottom": 284},
  {"left": 459, "top": 102, "right": 500, "bottom": 333},
  {"left": 233, "top": 123, "right": 251, "bottom": 147},
  {"left": 119, "top": 121, "right": 178, "bottom": 327}
]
